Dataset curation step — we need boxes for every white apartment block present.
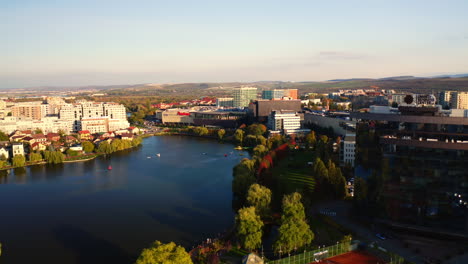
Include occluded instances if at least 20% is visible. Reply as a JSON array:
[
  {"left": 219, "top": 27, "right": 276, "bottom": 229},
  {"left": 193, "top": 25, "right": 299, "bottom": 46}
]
[
  {"left": 80, "top": 117, "right": 130, "bottom": 134},
  {"left": 340, "top": 133, "right": 356, "bottom": 167},
  {"left": 268, "top": 110, "right": 305, "bottom": 134},
  {"left": 103, "top": 103, "right": 127, "bottom": 120},
  {"left": 0, "top": 116, "right": 73, "bottom": 134}
]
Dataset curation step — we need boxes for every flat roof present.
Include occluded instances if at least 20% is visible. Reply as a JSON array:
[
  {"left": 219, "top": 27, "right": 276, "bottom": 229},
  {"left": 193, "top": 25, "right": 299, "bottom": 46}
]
[{"left": 351, "top": 112, "right": 468, "bottom": 125}]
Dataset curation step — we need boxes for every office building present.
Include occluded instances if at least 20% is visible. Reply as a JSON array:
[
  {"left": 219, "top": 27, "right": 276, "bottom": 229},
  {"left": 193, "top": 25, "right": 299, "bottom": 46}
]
[
  {"left": 351, "top": 106, "right": 468, "bottom": 232},
  {"left": 216, "top": 98, "right": 234, "bottom": 108},
  {"left": 233, "top": 87, "right": 257, "bottom": 108}
]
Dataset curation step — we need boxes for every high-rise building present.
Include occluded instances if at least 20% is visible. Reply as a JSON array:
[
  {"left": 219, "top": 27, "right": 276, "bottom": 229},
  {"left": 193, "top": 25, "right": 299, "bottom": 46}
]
[
  {"left": 284, "top": 89, "right": 298, "bottom": 99},
  {"left": 450, "top": 91, "right": 468, "bottom": 109},
  {"left": 340, "top": 133, "right": 356, "bottom": 167},
  {"left": 262, "top": 89, "right": 284, "bottom": 100},
  {"left": 351, "top": 106, "right": 468, "bottom": 232},
  {"left": 438, "top": 91, "right": 453, "bottom": 108},
  {"left": 233, "top": 87, "right": 257, "bottom": 108},
  {"left": 11, "top": 102, "right": 44, "bottom": 120}
]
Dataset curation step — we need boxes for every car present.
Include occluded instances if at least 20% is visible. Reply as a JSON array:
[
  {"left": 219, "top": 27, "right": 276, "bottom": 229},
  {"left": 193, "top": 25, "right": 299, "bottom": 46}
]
[{"left": 376, "top": 233, "right": 387, "bottom": 240}]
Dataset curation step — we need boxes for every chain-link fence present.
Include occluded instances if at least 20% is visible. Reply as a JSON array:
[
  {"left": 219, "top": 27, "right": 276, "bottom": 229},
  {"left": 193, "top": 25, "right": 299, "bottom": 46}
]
[{"left": 266, "top": 241, "right": 352, "bottom": 264}]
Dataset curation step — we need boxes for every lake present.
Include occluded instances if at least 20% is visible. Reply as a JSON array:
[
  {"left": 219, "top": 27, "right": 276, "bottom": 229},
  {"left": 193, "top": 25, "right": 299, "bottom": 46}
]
[{"left": 0, "top": 136, "right": 247, "bottom": 264}]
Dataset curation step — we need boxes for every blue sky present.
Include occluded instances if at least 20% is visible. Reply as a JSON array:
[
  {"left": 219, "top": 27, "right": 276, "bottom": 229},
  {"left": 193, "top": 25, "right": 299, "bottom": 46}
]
[{"left": 2, "top": 0, "right": 468, "bottom": 88}]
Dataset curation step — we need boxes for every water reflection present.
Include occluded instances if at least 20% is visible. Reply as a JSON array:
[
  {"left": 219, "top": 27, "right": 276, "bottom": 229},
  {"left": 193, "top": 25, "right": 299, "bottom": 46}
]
[{"left": 0, "top": 136, "right": 246, "bottom": 264}]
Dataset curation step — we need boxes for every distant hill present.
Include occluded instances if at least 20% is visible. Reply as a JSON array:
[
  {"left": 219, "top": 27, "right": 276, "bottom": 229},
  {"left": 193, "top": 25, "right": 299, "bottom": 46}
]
[{"left": 431, "top": 73, "right": 468, "bottom": 78}]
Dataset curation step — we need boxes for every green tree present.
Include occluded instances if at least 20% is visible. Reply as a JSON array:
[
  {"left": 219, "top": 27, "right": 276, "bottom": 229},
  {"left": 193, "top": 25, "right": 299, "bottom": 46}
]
[
  {"left": 327, "top": 160, "right": 346, "bottom": 199},
  {"left": 135, "top": 241, "right": 193, "bottom": 264},
  {"left": 66, "top": 149, "right": 79, "bottom": 156},
  {"left": 82, "top": 141, "right": 95, "bottom": 153},
  {"left": 234, "top": 129, "right": 244, "bottom": 145},
  {"left": 0, "top": 131, "right": 8, "bottom": 141},
  {"left": 57, "top": 129, "right": 67, "bottom": 137},
  {"left": 274, "top": 193, "right": 314, "bottom": 254},
  {"left": 29, "top": 152, "right": 43, "bottom": 162},
  {"left": 111, "top": 139, "right": 124, "bottom": 151},
  {"left": 312, "top": 158, "right": 328, "bottom": 185},
  {"left": 244, "top": 135, "right": 267, "bottom": 148},
  {"left": 34, "top": 128, "right": 43, "bottom": 134},
  {"left": 232, "top": 159, "right": 256, "bottom": 198},
  {"left": 217, "top": 129, "right": 225, "bottom": 141},
  {"left": 236, "top": 206, "right": 263, "bottom": 251},
  {"left": 44, "top": 151, "right": 64, "bottom": 164},
  {"left": 12, "top": 154, "right": 26, "bottom": 167},
  {"left": 98, "top": 141, "right": 114, "bottom": 154},
  {"left": 246, "top": 124, "right": 267, "bottom": 136},
  {"left": 246, "top": 184, "right": 271, "bottom": 218},
  {"left": 132, "top": 137, "right": 143, "bottom": 147}
]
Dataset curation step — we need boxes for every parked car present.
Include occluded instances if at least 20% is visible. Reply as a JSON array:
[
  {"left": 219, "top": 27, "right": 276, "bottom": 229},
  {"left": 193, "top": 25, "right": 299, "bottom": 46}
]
[{"left": 376, "top": 233, "right": 387, "bottom": 240}]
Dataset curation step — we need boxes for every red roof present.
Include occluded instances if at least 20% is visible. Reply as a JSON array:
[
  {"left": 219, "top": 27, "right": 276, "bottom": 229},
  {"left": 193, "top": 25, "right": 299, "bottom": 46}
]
[
  {"left": 128, "top": 126, "right": 136, "bottom": 130},
  {"left": 32, "top": 134, "right": 46, "bottom": 139},
  {"left": 79, "top": 130, "right": 90, "bottom": 134}
]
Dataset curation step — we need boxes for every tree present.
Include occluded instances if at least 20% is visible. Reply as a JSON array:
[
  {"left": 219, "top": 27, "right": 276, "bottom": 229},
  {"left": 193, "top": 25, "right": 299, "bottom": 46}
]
[
  {"left": 217, "top": 129, "right": 225, "bottom": 141},
  {"left": 111, "top": 139, "right": 124, "bottom": 151},
  {"left": 246, "top": 184, "right": 271, "bottom": 218},
  {"left": 305, "top": 131, "right": 316, "bottom": 149},
  {"left": 236, "top": 206, "right": 263, "bottom": 251},
  {"left": 0, "top": 131, "right": 8, "bottom": 141},
  {"left": 246, "top": 124, "right": 267, "bottom": 136},
  {"left": 234, "top": 129, "right": 244, "bottom": 146},
  {"left": 312, "top": 158, "right": 328, "bottom": 186},
  {"left": 244, "top": 135, "right": 266, "bottom": 148},
  {"left": 193, "top": 127, "right": 209, "bottom": 136},
  {"left": 253, "top": 145, "right": 268, "bottom": 158},
  {"left": 34, "top": 128, "right": 43, "bottom": 134},
  {"left": 391, "top": 102, "right": 398, "bottom": 108},
  {"left": 98, "top": 141, "right": 114, "bottom": 154},
  {"left": 327, "top": 160, "right": 346, "bottom": 199},
  {"left": 44, "top": 151, "right": 64, "bottom": 164},
  {"left": 132, "top": 137, "right": 143, "bottom": 147},
  {"left": 66, "top": 149, "right": 79, "bottom": 156},
  {"left": 135, "top": 241, "right": 193, "bottom": 264},
  {"left": 274, "top": 193, "right": 314, "bottom": 254},
  {"left": 29, "top": 152, "right": 42, "bottom": 162},
  {"left": 12, "top": 154, "right": 26, "bottom": 167},
  {"left": 57, "top": 129, "right": 67, "bottom": 137},
  {"left": 82, "top": 141, "right": 95, "bottom": 153},
  {"left": 232, "top": 159, "right": 256, "bottom": 198}
]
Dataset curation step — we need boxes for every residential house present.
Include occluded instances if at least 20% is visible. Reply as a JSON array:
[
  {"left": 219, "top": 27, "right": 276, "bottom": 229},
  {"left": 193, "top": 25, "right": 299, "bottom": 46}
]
[
  {"left": 31, "top": 142, "right": 47, "bottom": 152},
  {"left": 120, "top": 133, "right": 134, "bottom": 141},
  {"left": 65, "top": 135, "right": 78, "bottom": 145},
  {"left": 11, "top": 143, "right": 24, "bottom": 156},
  {"left": 78, "top": 130, "right": 93, "bottom": 141},
  {"left": 0, "top": 147, "right": 9, "bottom": 160},
  {"left": 127, "top": 127, "right": 140, "bottom": 135},
  {"left": 46, "top": 132, "right": 61, "bottom": 142},
  {"left": 32, "top": 134, "right": 48, "bottom": 145}
]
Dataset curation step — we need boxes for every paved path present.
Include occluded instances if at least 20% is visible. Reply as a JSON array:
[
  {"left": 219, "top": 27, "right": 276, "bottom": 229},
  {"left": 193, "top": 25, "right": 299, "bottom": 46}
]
[{"left": 311, "top": 201, "right": 423, "bottom": 264}]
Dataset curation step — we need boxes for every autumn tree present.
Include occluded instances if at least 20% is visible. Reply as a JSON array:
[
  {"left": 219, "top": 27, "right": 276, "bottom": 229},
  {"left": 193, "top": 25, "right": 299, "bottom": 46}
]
[
  {"left": 29, "top": 152, "right": 43, "bottom": 162},
  {"left": 234, "top": 129, "right": 244, "bottom": 146},
  {"left": 135, "top": 241, "right": 193, "bottom": 264},
  {"left": 305, "top": 131, "right": 316, "bottom": 149},
  {"left": 246, "top": 184, "right": 272, "bottom": 218},
  {"left": 236, "top": 206, "right": 263, "bottom": 251},
  {"left": 217, "top": 129, "right": 225, "bottom": 141}
]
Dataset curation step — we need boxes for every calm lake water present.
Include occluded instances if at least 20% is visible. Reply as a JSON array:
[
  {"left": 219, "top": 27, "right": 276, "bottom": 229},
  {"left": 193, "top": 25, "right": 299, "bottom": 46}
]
[{"left": 0, "top": 136, "right": 247, "bottom": 264}]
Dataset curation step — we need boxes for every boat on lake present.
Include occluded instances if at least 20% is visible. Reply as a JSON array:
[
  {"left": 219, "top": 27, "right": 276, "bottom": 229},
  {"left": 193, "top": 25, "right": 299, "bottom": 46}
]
[
  {"left": 234, "top": 146, "right": 243, "bottom": 150},
  {"left": 156, "top": 153, "right": 161, "bottom": 157},
  {"left": 108, "top": 165, "right": 112, "bottom": 170}
]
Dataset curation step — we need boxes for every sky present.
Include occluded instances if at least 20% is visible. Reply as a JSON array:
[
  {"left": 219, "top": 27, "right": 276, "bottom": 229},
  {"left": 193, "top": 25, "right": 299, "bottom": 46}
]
[{"left": 2, "top": 0, "right": 468, "bottom": 88}]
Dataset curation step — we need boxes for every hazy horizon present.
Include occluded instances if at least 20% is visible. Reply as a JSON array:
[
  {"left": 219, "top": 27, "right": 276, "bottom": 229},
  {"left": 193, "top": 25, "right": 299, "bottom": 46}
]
[{"left": 2, "top": 0, "right": 468, "bottom": 89}]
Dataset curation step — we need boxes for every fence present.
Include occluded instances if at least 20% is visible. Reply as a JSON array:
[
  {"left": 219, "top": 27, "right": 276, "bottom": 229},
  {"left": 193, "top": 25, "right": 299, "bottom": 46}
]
[{"left": 266, "top": 241, "right": 353, "bottom": 264}]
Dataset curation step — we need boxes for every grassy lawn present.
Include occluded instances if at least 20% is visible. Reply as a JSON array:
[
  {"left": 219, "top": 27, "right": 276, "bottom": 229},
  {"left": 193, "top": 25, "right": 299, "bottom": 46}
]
[{"left": 269, "top": 149, "right": 316, "bottom": 206}]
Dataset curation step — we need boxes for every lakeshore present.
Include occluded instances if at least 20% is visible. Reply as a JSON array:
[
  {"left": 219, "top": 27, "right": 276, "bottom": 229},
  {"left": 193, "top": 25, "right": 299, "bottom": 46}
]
[{"left": 0, "top": 136, "right": 248, "bottom": 264}]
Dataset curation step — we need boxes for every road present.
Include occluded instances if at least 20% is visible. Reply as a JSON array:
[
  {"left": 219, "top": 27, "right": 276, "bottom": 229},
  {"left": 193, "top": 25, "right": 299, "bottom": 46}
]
[{"left": 312, "top": 200, "right": 424, "bottom": 264}]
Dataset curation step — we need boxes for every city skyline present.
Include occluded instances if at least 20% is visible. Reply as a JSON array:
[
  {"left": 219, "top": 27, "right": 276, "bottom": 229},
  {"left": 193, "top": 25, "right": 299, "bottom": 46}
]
[{"left": 2, "top": 0, "right": 468, "bottom": 89}]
